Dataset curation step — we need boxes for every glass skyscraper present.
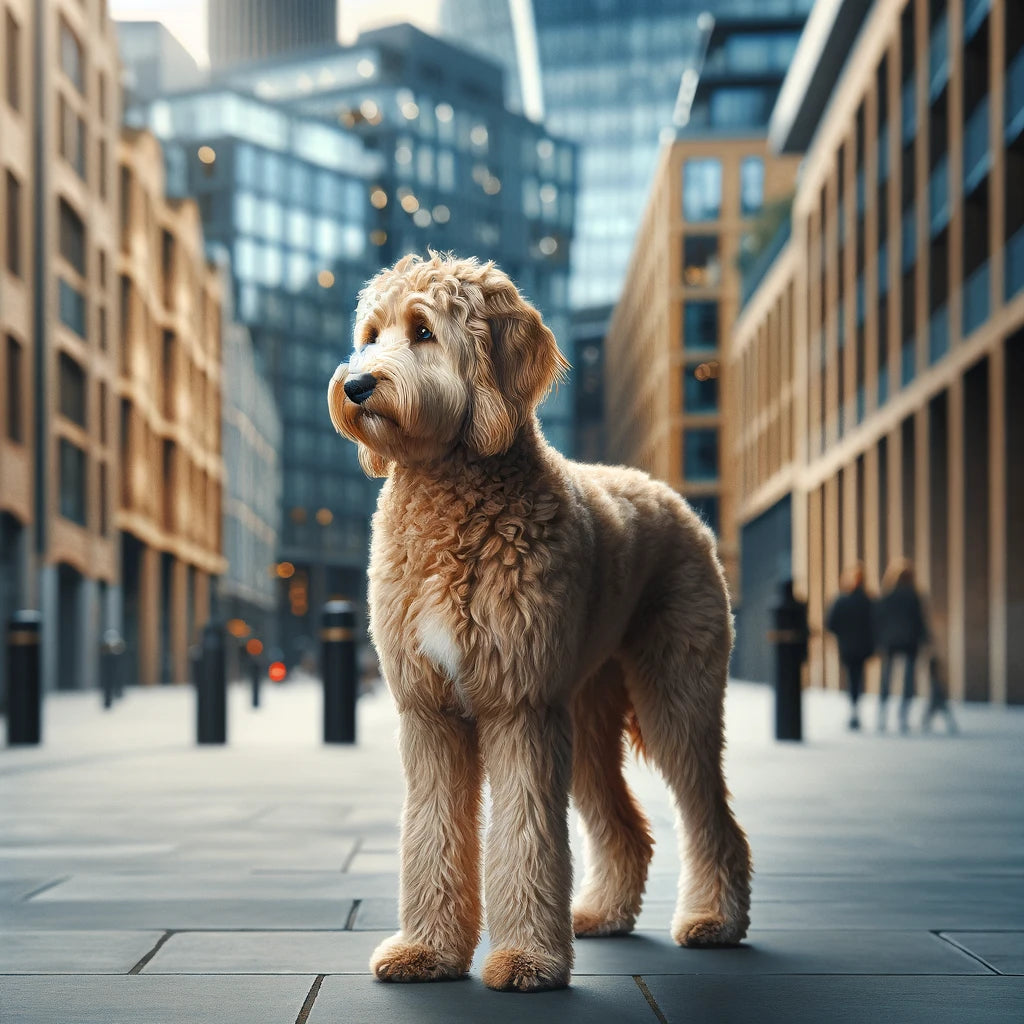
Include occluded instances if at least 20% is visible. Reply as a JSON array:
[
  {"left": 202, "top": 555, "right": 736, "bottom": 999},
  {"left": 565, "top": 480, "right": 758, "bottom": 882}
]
[
  {"left": 218, "top": 24, "right": 578, "bottom": 454},
  {"left": 207, "top": 0, "right": 337, "bottom": 69},
  {"left": 129, "top": 89, "right": 383, "bottom": 663}
]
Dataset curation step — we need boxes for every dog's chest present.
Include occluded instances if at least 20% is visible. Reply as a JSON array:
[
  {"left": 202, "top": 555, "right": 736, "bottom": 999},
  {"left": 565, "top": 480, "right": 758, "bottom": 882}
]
[{"left": 412, "top": 580, "right": 472, "bottom": 713}]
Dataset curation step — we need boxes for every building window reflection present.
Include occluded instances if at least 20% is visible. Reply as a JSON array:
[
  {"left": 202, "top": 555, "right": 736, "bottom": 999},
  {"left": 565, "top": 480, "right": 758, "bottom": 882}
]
[
  {"left": 683, "top": 158, "right": 722, "bottom": 221},
  {"left": 683, "top": 301, "right": 718, "bottom": 350},
  {"left": 684, "top": 428, "right": 719, "bottom": 481},
  {"left": 740, "top": 156, "right": 765, "bottom": 216},
  {"left": 683, "top": 235, "right": 720, "bottom": 287}
]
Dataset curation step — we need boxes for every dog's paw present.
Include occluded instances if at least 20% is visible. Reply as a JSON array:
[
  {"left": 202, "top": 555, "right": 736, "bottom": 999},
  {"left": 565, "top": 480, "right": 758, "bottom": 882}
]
[
  {"left": 370, "top": 934, "right": 468, "bottom": 983},
  {"left": 572, "top": 905, "right": 636, "bottom": 938},
  {"left": 672, "top": 913, "right": 748, "bottom": 948},
  {"left": 481, "top": 948, "right": 570, "bottom": 992}
]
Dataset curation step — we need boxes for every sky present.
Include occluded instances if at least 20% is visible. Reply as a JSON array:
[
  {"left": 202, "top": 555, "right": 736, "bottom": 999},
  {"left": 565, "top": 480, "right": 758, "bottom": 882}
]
[{"left": 109, "top": 1, "right": 443, "bottom": 66}]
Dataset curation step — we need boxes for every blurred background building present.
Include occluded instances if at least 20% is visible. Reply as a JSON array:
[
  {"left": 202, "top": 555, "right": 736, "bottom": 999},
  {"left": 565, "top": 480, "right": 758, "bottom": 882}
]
[
  {"left": 117, "top": 20, "right": 205, "bottom": 103},
  {"left": 117, "top": 128, "right": 226, "bottom": 686},
  {"left": 730, "top": 0, "right": 1024, "bottom": 702},
  {"left": 207, "top": 0, "right": 337, "bottom": 70}
]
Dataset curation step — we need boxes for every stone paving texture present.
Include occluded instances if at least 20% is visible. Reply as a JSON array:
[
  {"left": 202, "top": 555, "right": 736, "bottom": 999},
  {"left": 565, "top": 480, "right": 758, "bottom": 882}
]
[{"left": 1, "top": 678, "right": 1022, "bottom": 1023}]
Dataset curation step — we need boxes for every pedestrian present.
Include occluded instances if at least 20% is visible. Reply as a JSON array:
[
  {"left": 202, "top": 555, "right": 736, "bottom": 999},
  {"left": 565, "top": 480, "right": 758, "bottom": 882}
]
[
  {"left": 875, "top": 559, "right": 929, "bottom": 733},
  {"left": 825, "top": 561, "right": 875, "bottom": 731},
  {"left": 922, "top": 651, "right": 958, "bottom": 734}
]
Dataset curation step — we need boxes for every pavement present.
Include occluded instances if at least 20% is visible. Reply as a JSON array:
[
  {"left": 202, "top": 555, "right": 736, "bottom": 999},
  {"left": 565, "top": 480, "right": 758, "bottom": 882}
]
[{"left": 1, "top": 676, "right": 1022, "bottom": 1023}]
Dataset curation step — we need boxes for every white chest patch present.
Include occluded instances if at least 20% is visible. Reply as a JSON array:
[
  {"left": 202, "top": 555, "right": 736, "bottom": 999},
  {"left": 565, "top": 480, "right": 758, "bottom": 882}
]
[{"left": 416, "top": 606, "right": 470, "bottom": 712}]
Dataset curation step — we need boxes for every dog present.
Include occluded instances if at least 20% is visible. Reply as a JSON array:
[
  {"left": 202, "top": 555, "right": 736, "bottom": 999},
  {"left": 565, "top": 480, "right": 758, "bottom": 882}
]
[{"left": 328, "top": 253, "right": 751, "bottom": 992}]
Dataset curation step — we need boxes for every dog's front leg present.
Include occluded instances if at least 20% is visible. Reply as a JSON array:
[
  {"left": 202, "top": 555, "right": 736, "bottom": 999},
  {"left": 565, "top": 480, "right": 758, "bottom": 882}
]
[
  {"left": 370, "top": 706, "right": 482, "bottom": 982},
  {"left": 478, "top": 702, "right": 574, "bottom": 992}
]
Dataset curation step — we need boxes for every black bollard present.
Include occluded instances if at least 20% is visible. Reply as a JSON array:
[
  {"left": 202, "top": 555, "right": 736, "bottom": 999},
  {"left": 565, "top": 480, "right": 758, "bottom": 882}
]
[
  {"left": 322, "top": 600, "right": 357, "bottom": 744},
  {"left": 99, "top": 629, "right": 126, "bottom": 710},
  {"left": 769, "top": 581, "right": 809, "bottom": 742},
  {"left": 250, "top": 655, "right": 261, "bottom": 708},
  {"left": 196, "top": 622, "right": 227, "bottom": 744},
  {"left": 7, "top": 610, "right": 42, "bottom": 745}
]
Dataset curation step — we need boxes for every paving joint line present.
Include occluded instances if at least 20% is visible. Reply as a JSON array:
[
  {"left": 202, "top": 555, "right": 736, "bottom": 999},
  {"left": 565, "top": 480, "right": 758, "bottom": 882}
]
[
  {"left": 344, "top": 899, "right": 362, "bottom": 930},
  {"left": 19, "top": 876, "right": 70, "bottom": 902},
  {"left": 128, "top": 930, "right": 174, "bottom": 974},
  {"left": 633, "top": 975, "right": 669, "bottom": 1024},
  {"left": 295, "top": 974, "right": 325, "bottom": 1024},
  {"left": 932, "top": 930, "right": 1003, "bottom": 975},
  {"left": 340, "top": 837, "right": 363, "bottom": 873}
]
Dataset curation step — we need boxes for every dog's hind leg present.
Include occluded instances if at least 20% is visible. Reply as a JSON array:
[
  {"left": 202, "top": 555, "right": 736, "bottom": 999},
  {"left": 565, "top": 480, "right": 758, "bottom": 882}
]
[
  {"left": 570, "top": 659, "right": 653, "bottom": 937},
  {"left": 623, "top": 627, "right": 751, "bottom": 948}
]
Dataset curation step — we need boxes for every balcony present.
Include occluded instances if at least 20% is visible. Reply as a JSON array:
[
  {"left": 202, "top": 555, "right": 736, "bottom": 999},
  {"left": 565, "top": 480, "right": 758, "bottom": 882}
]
[
  {"left": 963, "top": 97, "right": 990, "bottom": 195},
  {"left": 1007, "top": 223, "right": 1024, "bottom": 301},
  {"left": 929, "top": 156, "right": 949, "bottom": 236},
  {"left": 901, "top": 80, "right": 916, "bottom": 145},
  {"left": 961, "top": 260, "right": 990, "bottom": 338},
  {"left": 739, "top": 216, "right": 791, "bottom": 308},
  {"left": 928, "top": 15, "right": 949, "bottom": 100},
  {"left": 929, "top": 305, "right": 949, "bottom": 364},
  {"left": 1007, "top": 49, "right": 1024, "bottom": 145},
  {"left": 963, "top": 0, "right": 990, "bottom": 44}
]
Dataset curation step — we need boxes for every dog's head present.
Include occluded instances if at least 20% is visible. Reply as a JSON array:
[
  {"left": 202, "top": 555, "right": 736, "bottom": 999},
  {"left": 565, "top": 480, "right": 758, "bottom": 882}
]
[{"left": 328, "top": 253, "right": 569, "bottom": 477}]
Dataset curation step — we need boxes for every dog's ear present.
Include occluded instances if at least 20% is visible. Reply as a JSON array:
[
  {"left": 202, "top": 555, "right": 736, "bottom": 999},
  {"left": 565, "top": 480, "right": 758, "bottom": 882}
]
[
  {"left": 464, "top": 271, "right": 569, "bottom": 455},
  {"left": 357, "top": 443, "right": 392, "bottom": 479}
]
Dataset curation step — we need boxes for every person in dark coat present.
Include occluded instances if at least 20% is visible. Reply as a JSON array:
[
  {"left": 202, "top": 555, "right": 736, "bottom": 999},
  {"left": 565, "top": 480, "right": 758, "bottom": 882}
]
[
  {"left": 875, "top": 559, "right": 929, "bottom": 733},
  {"left": 826, "top": 561, "right": 875, "bottom": 730}
]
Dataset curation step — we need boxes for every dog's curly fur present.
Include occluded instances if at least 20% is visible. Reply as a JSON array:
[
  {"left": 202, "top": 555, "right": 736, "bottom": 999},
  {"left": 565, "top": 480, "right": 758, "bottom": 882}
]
[{"left": 328, "top": 253, "right": 751, "bottom": 992}]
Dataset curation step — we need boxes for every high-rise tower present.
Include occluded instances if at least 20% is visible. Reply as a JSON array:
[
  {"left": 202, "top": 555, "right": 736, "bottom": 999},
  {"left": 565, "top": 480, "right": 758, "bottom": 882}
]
[{"left": 207, "top": 0, "right": 337, "bottom": 69}]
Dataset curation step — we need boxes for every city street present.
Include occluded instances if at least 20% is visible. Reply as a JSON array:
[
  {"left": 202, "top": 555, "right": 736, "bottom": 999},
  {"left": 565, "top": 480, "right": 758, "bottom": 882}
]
[{"left": 1, "top": 678, "right": 1022, "bottom": 1023}]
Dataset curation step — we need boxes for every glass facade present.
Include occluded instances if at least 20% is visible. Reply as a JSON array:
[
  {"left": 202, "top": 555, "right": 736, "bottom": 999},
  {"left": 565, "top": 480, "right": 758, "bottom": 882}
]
[
  {"left": 683, "top": 158, "right": 722, "bottom": 221},
  {"left": 684, "top": 300, "right": 719, "bottom": 350},
  {"left": 684, "top": 427, "right": 719, "bottom": 481}
]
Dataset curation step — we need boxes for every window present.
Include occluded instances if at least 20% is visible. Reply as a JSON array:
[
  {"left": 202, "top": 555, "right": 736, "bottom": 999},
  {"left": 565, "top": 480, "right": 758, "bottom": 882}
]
[
  {"left": 59, "top": 439, "right": 87, "bottom": 525},
  {"left": 59, "top": 18, "right": 85, "bottom": 95},
  {"left": 710, "top": 87, "right": 772, "bottom": 130},
  {"left": 98, "top": 72, "right": 107, "bottom": 120},
  {"left": 684, "top": 367, "right": 719, "bottom": 413},
  {"left": 59, "top": 279, "right": 87, "bottom": 337},
  {"left": 683, "top": 301, "right": 718, "bottom": 350},
  {"left": 5, "top": 9, "right": 20, "bottom": 111},
  {"left": 59, "top": 353, "right": 86, "bottom": 426},
  {"left": 5, "top": 171, "right": 21, "bottom": 276},
  {"left": 740, "top": 157, "right": 765, "bottom": 216},
  {"left": 688, "top": 495, "right": 719, "bottom": 535},
  {"left": 98, "top": 138, "right": 107, "bottom": 199},
  {"left": 59, "top": 199, "right": 86, "bottom": 274},
  {"left": 683, "top": 159, "right": 722, "bottom": 221},
  {"left": 682, "top": 235, "right": 720, "bottom": 288},
  {"left": 684, "top": 428, "right": 719, "bottom": 481},
  {"left": 98, "top": 381, "right": 107, "bottom": 445},
  {"left": 58, "top": 96, "right": 87, "bottom": 180},
  {"left": 6, "top": 335, "right": 23, "bottom": 442}
]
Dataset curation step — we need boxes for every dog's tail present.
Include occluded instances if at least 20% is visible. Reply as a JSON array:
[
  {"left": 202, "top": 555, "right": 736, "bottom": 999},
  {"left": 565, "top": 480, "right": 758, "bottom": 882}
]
[{"left": 625, "top": 705, "right": 648, "bottom": 761}]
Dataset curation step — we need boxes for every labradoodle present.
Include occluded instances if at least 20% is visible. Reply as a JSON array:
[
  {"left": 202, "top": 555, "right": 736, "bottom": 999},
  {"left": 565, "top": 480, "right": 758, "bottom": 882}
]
[{"left": 328, "top": 253, "right": 751, "bottom": 993}]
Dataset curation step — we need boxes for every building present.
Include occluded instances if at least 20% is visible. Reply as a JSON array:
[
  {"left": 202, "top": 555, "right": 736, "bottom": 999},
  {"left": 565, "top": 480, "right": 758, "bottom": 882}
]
[
  {"left": 215, "top": 250, "right": 282, "bottom": 663},
  {"left": 207, "top": 0, "right": 337, "bottom": 70},
  {"left": 218, "top": 23, "right": 578, "bottom": 454},
  {"left": 604, "top": 9, "right": 807, "bottom": 594},
  {"left": 1, "top": 0, "right": 124, "bottom": 698},
  {"left": 118, "top": 129, "right": 226, "bottom": 686},
  {"left": 116, "top": 21, "right": 205, "bottom": 103},
  {"left": 126, "top": 86, "right": 384, "bottom": 665},
  {"left": 731, "top": 0, "right": 1024, "bottom": 702},
  {"left": 440, "top": 0, "right": 708, "bottom": 312}
]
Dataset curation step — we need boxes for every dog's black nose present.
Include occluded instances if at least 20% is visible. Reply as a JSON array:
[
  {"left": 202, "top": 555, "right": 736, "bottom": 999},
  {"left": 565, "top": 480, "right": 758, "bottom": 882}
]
[{"left": 343, "top": 373, "right": 378, "bottom": 404}]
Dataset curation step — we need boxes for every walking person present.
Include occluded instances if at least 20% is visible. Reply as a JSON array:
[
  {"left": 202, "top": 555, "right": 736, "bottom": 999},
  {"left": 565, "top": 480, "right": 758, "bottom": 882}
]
[
  {"left": 922, "top": 651, "right": 958, "bottom": 734},
  {"left": 826, "top": 562, "right": 876, "bottom": 731},
  {"left": 875, "top": 559, "right": 929, "bottom": 734}
]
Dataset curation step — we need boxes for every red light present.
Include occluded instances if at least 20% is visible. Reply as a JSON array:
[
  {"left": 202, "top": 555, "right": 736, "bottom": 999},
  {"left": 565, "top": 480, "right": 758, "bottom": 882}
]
[{"left": 268, "top": 661, "right": 287, "bottom": 683}]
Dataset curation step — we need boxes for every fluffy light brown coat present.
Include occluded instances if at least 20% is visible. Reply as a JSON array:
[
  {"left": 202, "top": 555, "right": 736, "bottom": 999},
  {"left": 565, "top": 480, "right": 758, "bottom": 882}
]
[{"left": 328, "top": 253, "right": 751, "bottom": 992}]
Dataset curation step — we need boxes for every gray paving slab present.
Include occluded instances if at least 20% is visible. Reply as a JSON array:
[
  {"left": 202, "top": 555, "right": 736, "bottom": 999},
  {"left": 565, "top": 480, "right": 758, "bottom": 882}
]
[
  {"left": 307, "top": 973, "right": 659, "bottom": 1024},
  {"left": 942, "top": 932, "right": 1024, "bottom": 974},
  {"left": 0, "top": 898, "right": 354, "bottom": 930},
  {"left": 0, "top": 878, "right": 59, "bottom": 902},
  {"left": 144, "top": 930, "right": 381, "bottom": 974},
  {"left": 558, "top": 929, "right": 991, "bottom": 976},
  {"left": 0, "top": 974, "right": 315, "bottom": 1024},
  {"left": 0, "top": 929, "right": 163, "bottom": 973},
  {"left": 350, "top": 897, "right": 399, "bottom": 930},
  {"left": 641, "top": 974, "right": 1024, "bottom": 1024}
]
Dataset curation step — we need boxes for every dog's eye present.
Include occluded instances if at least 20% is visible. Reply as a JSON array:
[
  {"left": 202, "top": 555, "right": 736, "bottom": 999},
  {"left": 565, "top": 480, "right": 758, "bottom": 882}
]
[{"left": 414, "top": 324, "right": 434, "bottom": 342}]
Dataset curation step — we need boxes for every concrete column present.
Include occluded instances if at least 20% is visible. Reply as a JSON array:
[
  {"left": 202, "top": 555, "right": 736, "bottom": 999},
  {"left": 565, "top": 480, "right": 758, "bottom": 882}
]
[
  {"left": 807, "top": 485, "right": 824, "bottom": 691},
  {"left": 863, "top": 445, "right": 881, "bottom": 694},
  {"left": 988, "top": 343, "right": 1008, "bottom": 704},
  {"left": 170, "top": 558, "right": 189, "bottom": 684},
  {"left": 78, "top": 576, "right": 100, "bottom": 693},
  {"left": 887, "top": 424, "right": 904, "bottom": 565},
  {"left": 138, "top": 544, "right": 160, "bottom": 686},
  {"left": 104, "top": 583, "right": 123, "bottom": 636},
  {"left": 823, "top": 475, "right": 840, "bottom": 691},
  {"left": 39, "top": 563, "right": 58, "bottom": 693},
  {"left": 947, "top": 379, "right": 966, "bottom": 701},
  {"left": 194, "top": 569, "right": 210, "bottom": 631}
]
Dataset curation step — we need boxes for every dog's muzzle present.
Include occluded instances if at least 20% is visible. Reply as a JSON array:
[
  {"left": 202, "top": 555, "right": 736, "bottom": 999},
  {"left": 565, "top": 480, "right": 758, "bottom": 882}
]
[{"left": 344, "top": 373, "right": 378, "bottom": 405}]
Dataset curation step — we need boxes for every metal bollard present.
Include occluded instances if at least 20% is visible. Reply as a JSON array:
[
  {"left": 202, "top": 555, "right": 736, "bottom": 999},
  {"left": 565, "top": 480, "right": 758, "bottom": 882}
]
[
  {"left": 321, "top": 600, "right": 357, "bottom": 744},
  {"left": 7, "top": 610, "right": 42, "bottom": 745},
  {"left": 768, "top": 580, "right": 809, "bottom": 742},
  {"left": 250, "top": 655, "right": 261, "bottom": 708},
  {"left": 99, "top": 629, "right": 126, "bottom": 709},
  {"left": 195, "top": 622, "right": 227, "bottom": 744}
]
